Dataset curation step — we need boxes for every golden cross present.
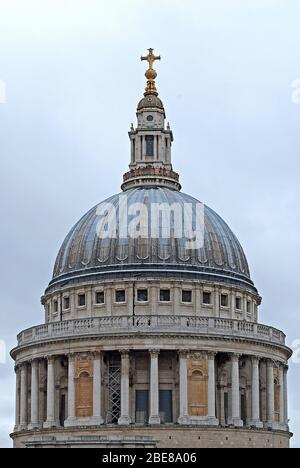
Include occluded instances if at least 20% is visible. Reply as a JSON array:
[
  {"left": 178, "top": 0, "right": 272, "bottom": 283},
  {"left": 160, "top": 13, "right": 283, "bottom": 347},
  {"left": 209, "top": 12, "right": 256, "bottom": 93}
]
[{"left": 141, "top": 48, "right": 161, "bottom": 70}]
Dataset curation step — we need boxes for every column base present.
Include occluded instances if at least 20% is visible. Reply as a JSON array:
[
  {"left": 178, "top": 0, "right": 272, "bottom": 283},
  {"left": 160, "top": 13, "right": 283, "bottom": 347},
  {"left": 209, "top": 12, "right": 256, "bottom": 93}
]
[
  {"left": 65, "top": 416, "right": 104, "bottom": 427},
  {"left": 265, "top": 421, "right": 288, "bottom": 431},
  {"left": 28, "top": 422, "right": 40, "bottom": 430},
  {"left": 228, "top": 418, "right": 244, "bottom": 427},
  {"left": 189, "top": 416, "right": 219, "bottom": 426},
  {"left": 18, "top": 424, "right": 28, "bottom": 431},
  {"left": 118, "top": 415, "right": 131, "bottom": 425},
  {"left": 207, "top": 417, "right": 219, "bottom": 426},
  {"left": 177, "top": 415, "right": 190, "bottom": 425},
  {"left": 148, "top": 415, "right": 161, "bottom": 425},
  {"left": 246, "top": 419, "right": 263, "bottom": 429},
  {"left": 43, "top": 419, "right": 58, "bottom": 429},
  {"left": 64, "top": 418, "right": 78, "bottom": 428},
  {"left": 90, "top": 416, "right": 104, "bottom": 426}
]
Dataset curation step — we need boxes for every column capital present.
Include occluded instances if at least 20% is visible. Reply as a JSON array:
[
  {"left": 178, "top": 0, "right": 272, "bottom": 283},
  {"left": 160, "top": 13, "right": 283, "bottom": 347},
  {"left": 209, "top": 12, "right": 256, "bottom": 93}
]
[
  {"left": 149, "top": 349, "right": 160, "bottom": 357},
  {"left": 231, "top": 353, "right": 242, "bottom": 362},
  {"left": 178, "top": 349, "right": 189, "bottom": 358},
  {"left": 45, "top": 355, "right": 56, "bottom": 363},
  {"left": 67, "top": 353, "right": 77, "bottom": 362},
  {"left": 207, "top": 351, "right": 217, "bottom": 360},
  {"left": 250, "top": 355, "right": 261, "bottom": 365},
  {"left": 266, "top": 358, "right": 274, "bottom": 368},
  {"left": 28, "top": 357, "right": 40, "bottom": 365},
  {"left": 91, "top": 350, "right": 102, "bottom": 359},
  {"left": 119, "top": 349, "right": 130, "bottom": 356}
]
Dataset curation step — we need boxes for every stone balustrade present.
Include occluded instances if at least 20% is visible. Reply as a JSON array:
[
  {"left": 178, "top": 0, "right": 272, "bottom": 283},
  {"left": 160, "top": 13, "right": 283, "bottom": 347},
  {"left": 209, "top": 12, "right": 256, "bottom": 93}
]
[{"left": 16, "top": 316, "right": 286, "bottom": 347}]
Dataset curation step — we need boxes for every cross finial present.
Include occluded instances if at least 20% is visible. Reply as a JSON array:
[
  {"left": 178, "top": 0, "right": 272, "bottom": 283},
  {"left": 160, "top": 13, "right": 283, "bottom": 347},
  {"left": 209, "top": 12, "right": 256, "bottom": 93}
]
[
  {"left": 140, "top": 48, "right": 161, "bottom": 95},
  {"left": 141, "top": 48, "right": 161, "bottom": 69}
]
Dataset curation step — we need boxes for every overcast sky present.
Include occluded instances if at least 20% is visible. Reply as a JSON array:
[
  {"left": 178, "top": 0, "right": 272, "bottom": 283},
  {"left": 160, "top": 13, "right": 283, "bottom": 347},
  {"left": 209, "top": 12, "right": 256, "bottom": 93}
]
[{"left": 0, "top": 0, "right": 300, "bottom": 448}]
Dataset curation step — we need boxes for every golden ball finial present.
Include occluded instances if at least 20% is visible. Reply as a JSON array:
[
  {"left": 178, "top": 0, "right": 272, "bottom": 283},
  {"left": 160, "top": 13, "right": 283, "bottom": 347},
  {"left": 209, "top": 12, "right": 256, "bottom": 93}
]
[
  {"left": 141, "top": 48, "right": 161, "bottom": 95},
  {"left": 145, "top": 68, "right": 157, "bottom": 80}
]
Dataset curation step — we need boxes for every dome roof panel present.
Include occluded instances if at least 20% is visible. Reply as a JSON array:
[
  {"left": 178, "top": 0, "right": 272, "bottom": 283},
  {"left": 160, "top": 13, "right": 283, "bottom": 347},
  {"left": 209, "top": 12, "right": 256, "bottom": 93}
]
[{"left": 52, "top": 187, "right": 252, "bottom": 289}]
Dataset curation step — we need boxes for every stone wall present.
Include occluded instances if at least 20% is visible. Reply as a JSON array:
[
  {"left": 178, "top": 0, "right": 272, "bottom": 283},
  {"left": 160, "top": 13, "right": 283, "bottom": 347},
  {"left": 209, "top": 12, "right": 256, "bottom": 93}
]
[{"left": 12, "top": 426, "right": 291, "bottom": 449}]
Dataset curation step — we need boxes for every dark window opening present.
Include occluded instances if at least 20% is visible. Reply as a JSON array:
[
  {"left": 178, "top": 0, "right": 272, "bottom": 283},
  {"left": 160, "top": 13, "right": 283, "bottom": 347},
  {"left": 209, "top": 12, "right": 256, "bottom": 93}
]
[
  {"left": 160, "top": 289, "right": 170, "bottom": 302},
  {"left": 224, "top": 392, "right": 228, "bottom": 425},
  {"left": 247, "top": 301, "right": 251, "bottom": 313},
  {"left": 182, "top": 290, "right": 192, "bottom": 303},
  {"left": 241, "top": 394, "right": 247, "bottom": 425},
  {"left": 221, "top": 294, "right": 228, "bottom": 307},
  {"left": 78, "top": 294, "right": 86, "bottom": 307},
  {"left": 159, "top": 390, "right": 173, "bottom": 423},
  {"left": 96, "top": 291, "right": 105, "bottom": 304},
  {"left": 203, "top": 292, "right": 211, "bottom": 305},
  {"left": 137, "top": 289, "right": 148, "bottom": 302},
  {"left": 59, "top": 394, "right": 66, "bottom": 427},
  {"left": 236, "top": 297, "right": 242, "bottom": 310},
  {"left": 135, "top": 390, "right": 149, "bottom": 424},
  {"left": 53, "top": 300, "right": 58, "bottom": 313},
  {"left": 63, "top": 297, "right": 70, "bottom": 310},
  {"left": 116, "top": 290, "right": 126, "bottom": 303},
  {"left": 145, "top": 135, "right": 154, "bottom": 156}
]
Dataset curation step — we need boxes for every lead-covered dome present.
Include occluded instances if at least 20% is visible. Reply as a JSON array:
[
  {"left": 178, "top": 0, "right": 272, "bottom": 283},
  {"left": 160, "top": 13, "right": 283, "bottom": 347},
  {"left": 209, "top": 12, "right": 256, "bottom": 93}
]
[{"left": 51, "top": 187, "right": 254, "bottom": 291}]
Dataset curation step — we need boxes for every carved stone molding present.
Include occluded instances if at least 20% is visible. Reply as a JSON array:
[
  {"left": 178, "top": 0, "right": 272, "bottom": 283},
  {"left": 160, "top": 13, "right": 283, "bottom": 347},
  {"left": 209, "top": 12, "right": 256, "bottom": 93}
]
[{"left": 188, "top": 351, "right": 208, "bottom": 360}]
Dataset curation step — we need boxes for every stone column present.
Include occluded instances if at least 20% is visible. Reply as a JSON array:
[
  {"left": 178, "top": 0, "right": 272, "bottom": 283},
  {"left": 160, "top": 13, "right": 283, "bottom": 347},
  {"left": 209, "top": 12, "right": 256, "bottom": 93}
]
[
  {"left": 65, "top": 354, "right": 76, "bottom": 426},
  {"left": 283, "top": 365, "right": 289, "bottom": 428},
  {"left": 279, "top": 364, "right": 285, "bottom": 427},
  {"left": 14, "top": 366, "right": 21, "bottom": 432},
  {"left": 92, "top": 351, "right": 104, "bottom": 424},
  {"left": 229, "top": 354, "right": 243, "bottom": 427},
  {"left": 38, "top": 360, "right": 46, "bottom": 426},
  {"left": 214, "top": 288, "right": 220, "bottom": 316},
  {"left": 266, "top": 359, "right": 275, "bottom": 428},
  {"left": 118, "top": 350, "right": 131, "bottom": 425},
  {"left": 28, "top": 359, "right": 39, "bottom": 429},
  {"left": 19, "top": 363, "right": 28, "bottom": 430},
  {"left": 207, "top": 352, "right": 219, "bottom": 425},
  {"left": 248, "top": 356, "right": 263, "bottom": 428},
  {"left": 149, "top": 350, "right": 160, "bottom": 425},
  {"left": 178, "top": 350, "right": 189, "bottom": 424},
  {"left": 219, "top": 385, "right": 225, "bottom": 426},
  {"left": 230, "top": 290, "right": 236, "bottom": 318},
  {"left": 43, "top": 356, "right": 57, "bottom": 428}
]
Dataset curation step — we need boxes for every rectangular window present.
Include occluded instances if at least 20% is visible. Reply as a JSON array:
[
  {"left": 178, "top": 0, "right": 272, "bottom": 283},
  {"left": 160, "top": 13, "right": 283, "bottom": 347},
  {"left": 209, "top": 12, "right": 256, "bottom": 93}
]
[
  {"left": 203, "top": 292, "right": 211, "bottom": 305},
  {"left": 137, "top": 289, "right": 148, "bottom": 302},
  {"left": 236, "top": 297, "right": 242, "bottom": 310},
  {"left": 135, "top": 390, "right": 149, "bottom": 424},
  {"left": 160, "top": 289, "right": 170, "bottom": 302},
  {"left": 182, "top": 290, "right": 192, "bottom": 303},
  {"left": 145, "top": 135, "right": 154, "bottom": 156},
  {"left": 159, "top": 390, "right": 173, "bottom": 423},
  {"left": 96, "top": 291, "right": 105, "bottom": 304},
  {"left": 53, "top": 300, "right": 58, "bottom": 313},
  {"left": 220, "top": 294, "right": 228, "bottom": 307},
  {"left": 63, "top": 297, "right": 70, "bottom": 310},
  {"left": 116, "top": 289, "right": 126, "bottom": 303},
  {"left": 78, "top": 294, "right": 86, "bottom": 307},
  {"left": 247, "top": 301, "right": 251, "bottom": 313}
]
